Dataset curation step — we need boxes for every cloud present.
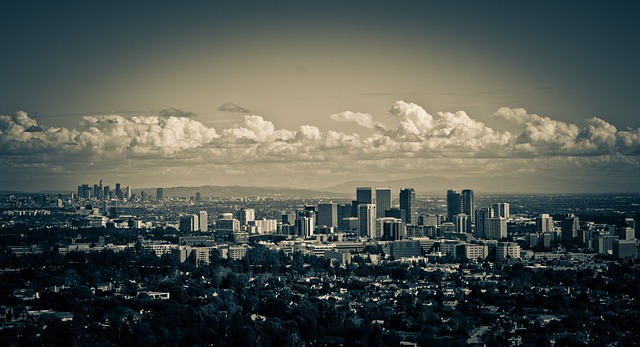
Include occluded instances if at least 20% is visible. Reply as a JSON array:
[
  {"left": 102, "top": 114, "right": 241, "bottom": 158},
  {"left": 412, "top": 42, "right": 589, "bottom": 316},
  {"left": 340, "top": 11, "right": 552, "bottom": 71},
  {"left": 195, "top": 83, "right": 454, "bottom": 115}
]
[
  {"left": 1, "top": 102, "right": 640, "bottom": 191},
  {"left": 330, "top": 111, "right": 378, "bottom": 129},
  {"left": 387, "top": 100, "right": 434, "bottom": 137},
  {"left": 492, "top": 107, "right": 640, "bottom": 156},
  {"left": 158, "top": 108, "right": 196, "bottom": 118},
  {"left": 218, "top": 102, "right": 251, "bottom": 113}
]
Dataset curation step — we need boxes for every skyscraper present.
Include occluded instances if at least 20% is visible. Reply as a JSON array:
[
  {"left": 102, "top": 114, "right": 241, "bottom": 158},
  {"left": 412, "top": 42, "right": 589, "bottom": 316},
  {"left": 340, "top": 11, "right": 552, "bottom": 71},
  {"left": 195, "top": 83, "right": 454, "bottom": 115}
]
[
  {"left": 375, "top": 187, "right": 392, "bottom": 219},
  {"left": 237, "top": 208, "right": 256, "bottom": 226},
  {"left": 356, "top": 187, "right": 374, "bottom": 205},
  {"left": 357, "top": 204, "right": 376, "bottom": 239},
  {"left": 485, "top": 217, "right": 507, "bottom": 240},
  {"left": 399, "top": 188, "right": 416, "bottom": 225},
  {"left": 446, "top": 190, "right": 461, "bottom": 222},
  {"left": 180, "top": 214, "right": 199, "bottom": 233},
  {"left": 461, "top": 189, "right": 475, "bottom": 223},
  {"left": 536, "top": 214, "right": 554, "bottom": 233},
  {"left": 156, "top": 188, "right": 164, "bottom": 201},
  {"left": 475, "top": 207, "right": 494, "bottom": 239},
  {"left": 199, "top": 211, "right": 208, "bottom": 232},
  {"left": 195, "top": 192, "right": 202, "bottom": 203},
  {"left": 337, "top": 203, "right": 352, "bottom": 231},
  {"left": 561, "top": 214, "right": 579, "bottom": 242},
  {"left": 492, "top": 203, "right": 509, "bottom": 219},
  {"left": 115, "top": 183, "right": 122, "bottom": 200},
  {"left": 317, "top": 202, "right": 338, "bottom": 228}
]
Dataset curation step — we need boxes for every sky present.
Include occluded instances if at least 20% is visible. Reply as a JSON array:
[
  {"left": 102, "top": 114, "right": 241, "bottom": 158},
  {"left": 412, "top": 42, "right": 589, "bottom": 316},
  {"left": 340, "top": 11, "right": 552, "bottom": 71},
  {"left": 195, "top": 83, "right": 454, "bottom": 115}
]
[{"left": 1, "top": 1, "right": 640, "bottom": 192}]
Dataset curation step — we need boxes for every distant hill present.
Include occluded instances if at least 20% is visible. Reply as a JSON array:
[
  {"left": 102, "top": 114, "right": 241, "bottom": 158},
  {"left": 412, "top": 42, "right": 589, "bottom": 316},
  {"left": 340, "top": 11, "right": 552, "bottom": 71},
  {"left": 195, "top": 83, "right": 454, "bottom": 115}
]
[
  {"left": 132, "top": 185, "right": 349, "bottom": 199},
  {"left": 323, "top": 174, "right": 638, "bottom": 195}
]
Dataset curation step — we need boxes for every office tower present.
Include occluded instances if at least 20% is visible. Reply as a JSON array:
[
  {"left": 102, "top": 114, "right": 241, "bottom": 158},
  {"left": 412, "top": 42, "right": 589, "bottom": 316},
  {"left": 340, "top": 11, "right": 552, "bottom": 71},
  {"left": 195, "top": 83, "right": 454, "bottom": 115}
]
[
  {"left": 216, "top": 216, "right": 240, "bottom": 233},
  {"left": 93, "top": 184, "right": 100, "bottom": 200},
  {"left": 385, "top": 207, "right": 404, "bottom": 220},
  {"left": 296, "top": 208, "right": 316, "bottom": 228},
  {"left": 195, "top": 192, "right": 201, "bottom": 203},
  {"left": 446, "top": 190, "right": 461, "bottom": 222},
  {"left": 475, "top": 207, "right": 494, "bottom": 239},
  {"left": 527, "top": 233, "right": 540, "bottom": 248},
  {"left": 461, "top": 189, "right": 475, "bottom": 223},
  {"left": 618, "top": 227, "right": 634, "bottom": 240},
  {"left": 237, "top": 208, "right": 255, "bottom": 226},
  {"left": 140, "top": 191, "right": 146, "bottom": 201},
  {"left": 115, "top": 183, "right": 122, "bottom": 200},
  {"left": 282, "top": 211, "right": 296, "bottom": 225},
  {"left": 156, "top": 188, "right": 164, "bottom": 201},
  {"left": 295, "top": 217, "right": 315, "bottom": 238},
  {"left": 399, "top": 188, "right": 416, "bottom": 225},
  {"left": 180, "top": 214, "right": 199, "bottom": 233},
  {"left": 594, "top": 233, "right": 615, "bottom": 254},
  {"left": 375, "top": 187, "right": 392, "bottom": 219},
  {"left": 379, "top": 217, "right": 404, "bottom": 241},
  {"left": 613, "top": 239, "right": 637, "bottom": 259},
  {"left": 317, "top": 202, "right": 338, "bottom": 227},
  {"left": 561, "top": 214, "right": 579, "bottom": 242},
  {"left": 485, "top": 217, "right": 507, "bottom": 240},
  {"left": 357, "top": 204, "right": 376, "bottom": 238},
  {"left": 337, "top": 204, "right": 352, "bottom": 230},
  {"left": 125, "top": 186, "right": 131, "bottom": 200},
  {"left": 103, "top": 186, "right": 111, "bottom": 200},
  {"left": 356, "top": 187, "right": 374, "bottom": 205},
  {"left": 492, "top": 203, "right": 509, "bottom": 219},
  {"left": 625, "top": 217, "right": 637, "bottom": 238},
  {"left": 199, "top": 211, "right": 208, "bottom": 232},
  {"left": 454, "top": 214, "right": 471, "bottom": 233},
  {"left": 351, "top": 200, "right": 359, "bottom": 218},
  {"left": 536, "top": 214, "right": 554, "bottom": 233},
  {"left": 541, "top": 232, "right": 552, "bottom": 249}
]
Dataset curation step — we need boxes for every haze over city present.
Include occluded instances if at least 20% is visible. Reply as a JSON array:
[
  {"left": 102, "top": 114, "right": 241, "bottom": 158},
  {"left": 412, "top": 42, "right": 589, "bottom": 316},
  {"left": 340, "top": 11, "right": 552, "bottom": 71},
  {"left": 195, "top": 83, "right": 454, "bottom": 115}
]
[{"left": 1, "top": 1, "right": 639, "bottom": 192}]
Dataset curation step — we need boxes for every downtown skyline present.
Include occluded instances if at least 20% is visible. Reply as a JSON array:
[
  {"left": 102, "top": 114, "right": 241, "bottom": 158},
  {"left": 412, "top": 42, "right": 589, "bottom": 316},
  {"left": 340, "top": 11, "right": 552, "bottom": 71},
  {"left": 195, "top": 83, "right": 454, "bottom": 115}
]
[{"left": 1, "top": 1, "right": 639, "bottom": 192}]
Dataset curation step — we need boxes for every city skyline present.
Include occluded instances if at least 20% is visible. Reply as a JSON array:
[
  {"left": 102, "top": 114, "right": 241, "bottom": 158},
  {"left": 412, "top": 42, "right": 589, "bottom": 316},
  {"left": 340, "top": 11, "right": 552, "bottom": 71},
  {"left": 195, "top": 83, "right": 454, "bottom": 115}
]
[{"left": 1, "top": 2, "right": 640, "bottom": 192}]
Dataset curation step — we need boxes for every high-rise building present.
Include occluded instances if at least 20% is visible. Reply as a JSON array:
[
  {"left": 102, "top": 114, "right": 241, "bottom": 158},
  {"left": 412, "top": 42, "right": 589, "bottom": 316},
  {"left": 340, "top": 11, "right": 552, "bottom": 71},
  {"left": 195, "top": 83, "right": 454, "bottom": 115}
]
[
  {"left": 237, "top": 208, "right": 256, "bottom": 226},
  {"left": 317, "top": 202, "right": 338, "bottom": 228},
  {"left": 379, "top": 217, "right": 404, "bottom": 240},
  {"left": 399, "top": 188, "right": 416, "bottom": 225},
  {"left": 454, "top": 214, "right": 471, "bottom": 233},
  {"left": 357, "top": 204, "right": 376, "bottom": 238},
  {"left": 295, "top": 217, "right": 315, "bottom": 238},
  {"left": 561, "top": 214, "right": 579, "bottom": 242},
  {"left": 195, "top": 192, "right": 202, "bottom": 203},
  {"left": 491, "top": 203, "right": 509, "bottom": 219},
  {"left": 199, "top": 211, "right": 208, "bottom": 232},
  {"left": 618, "top": 227, "right": 635, "bottom": 240},
  {"left": 446, "top": 190, "right": 461, "bottom": 222},
  {"left": 475, "top": 207, "right": 494, "bottom": 239},
  {"left": 115, "top": 183, "right": 122, "bottom": 200},
  {"left": 156, "top": 188, "right": 164, "bottom": 201},
  {"left": 613, "top": 239, "right": 637, "bottom": 259},
  {"left": 375, "top": 187, "right": 391, "bottom": 219},
  {"left": 125, "top": 186, "right": 131, "bottom": 200},
  {"left": 356, "top": 187, "right": 374, "bottom": 205},
  {"left": 461, "top": 189, "right": 475, "bottom": 223},
  {"left": 337, "top": 204, "right": 352, "bottom": 231},
  {"left": 485, "top": 217, "right": 507, "bottom": 240},
  {"left": 536, "top": 214, "right": 554, "bottom": 233},
  {"left": 180, "top": 214, "right": 199, "bottom": 233}
]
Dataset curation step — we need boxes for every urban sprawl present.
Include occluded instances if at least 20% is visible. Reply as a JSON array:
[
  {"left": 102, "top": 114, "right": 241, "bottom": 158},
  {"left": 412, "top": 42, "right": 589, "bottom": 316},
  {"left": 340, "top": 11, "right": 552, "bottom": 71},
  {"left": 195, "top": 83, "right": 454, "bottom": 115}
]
[{"left": 1, "top": 181, "right": 639, "bottom": 346}]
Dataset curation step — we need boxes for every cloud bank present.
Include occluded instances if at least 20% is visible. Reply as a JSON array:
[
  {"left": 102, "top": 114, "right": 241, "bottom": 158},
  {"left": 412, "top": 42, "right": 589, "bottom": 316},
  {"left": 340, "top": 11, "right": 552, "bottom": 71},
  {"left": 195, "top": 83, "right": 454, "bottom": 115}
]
[{"left": 1, "top": 102, "right": 639, "bottom": 190}]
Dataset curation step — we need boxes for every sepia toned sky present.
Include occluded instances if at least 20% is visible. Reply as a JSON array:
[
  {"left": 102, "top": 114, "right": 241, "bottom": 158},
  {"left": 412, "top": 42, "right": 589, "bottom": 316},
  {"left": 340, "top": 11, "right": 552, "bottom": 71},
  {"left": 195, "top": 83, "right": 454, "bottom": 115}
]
[{"left": 1, "top": 1, "right": 639, "bottom": 192}]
